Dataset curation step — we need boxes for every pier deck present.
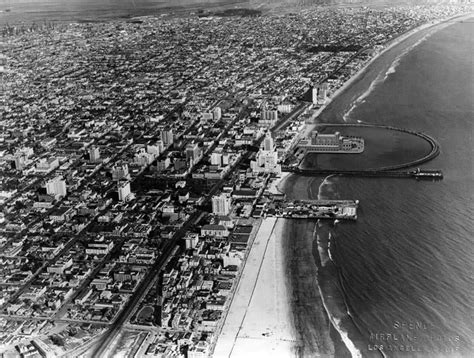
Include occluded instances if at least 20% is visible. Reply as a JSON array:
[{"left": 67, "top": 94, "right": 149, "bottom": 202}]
[
  {"left": 281, "top": 167, "right": 443, "bottom": 180},
  {"left": 269, "top": 199, "right": 358, "bottom": 220}
]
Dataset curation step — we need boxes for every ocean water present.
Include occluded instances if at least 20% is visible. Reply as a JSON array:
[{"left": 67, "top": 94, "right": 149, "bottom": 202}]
[{"left": 310, "top": 17, "right": 473, "bottom": 358}]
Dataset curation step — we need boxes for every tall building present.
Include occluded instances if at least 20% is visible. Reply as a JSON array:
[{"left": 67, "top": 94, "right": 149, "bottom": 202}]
[
  {"left": 46, "top": 176, "right": 67, "bottom": 198},
  {"left": 89, "top": 146, "right": 100, "bottom": 162},
  {"left": 260, "top": 109, "right": 278, "bottom": 122},
  {"left": 212, "top": 193, "right": 232, "bottom": 216},
  {"left": 13, "top": 155, "right": 26, "bottom": 170},
  {"left": 183, "top": 233, "right": 199, "bottom": 250},
  {"left": 160, "top": 127, "right": 174, "bottom": 147},
  {"left": 250, "top": 132, "right": 281, "bottom": 174},
  {"left": 134, "top": 149, "right": 154, "bottom": 167},
  {"left": 36, "top": 157, "right": 59, "bottom": 173},
  {"left": 156, "top": 158, "right": 171, "bottom": 172},
  {"left": 263, "top": 131, "right": 274, "bottom": 152},
  {"left": 117, "top": 181, "right": 131, "bottom": 202},
  {"left": 317, "top": 83, "right": 328, "bottom": 104},
  {"left": 112, "top": 164, "right": 130, "bottom": 181},
  {"left": 213, "top": 107, "right": 222, "bottom": 121},
  {"left": 186, "top": 142, "right": 201, "bottom": 165},
  {"left": 156, "top": 140, "right": 165, "bottom": 153},
  {"left": 0, "top": 54, "right": 6, "bottom": 73},
  {"left": 210, "top": 152, "right": 223, "bottom": 167},
  {"left": 147, "top": 144, "right": 160, "bottom": 156},
  {"left": 311, "top": 85, "right": 318, "bottom": 104},
  {"left": 277, "top": 103, "right": 293, "bottom": 113}
]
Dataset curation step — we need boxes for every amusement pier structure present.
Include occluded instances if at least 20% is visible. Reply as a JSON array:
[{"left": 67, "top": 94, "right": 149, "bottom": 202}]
[{"left": 283, "top": 123, "right": 443, "bottom": 180}]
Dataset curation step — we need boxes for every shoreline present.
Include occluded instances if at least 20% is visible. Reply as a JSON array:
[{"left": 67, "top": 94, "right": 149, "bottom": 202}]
[
  {"left": 282, "top": 12, "right": 473, "bottom": 358},
  {"left": 213, "top": 217, "right": 300, "bottom": 357},
  {"left": 303, "top": 11, "right": 474, "bottom": 139}
]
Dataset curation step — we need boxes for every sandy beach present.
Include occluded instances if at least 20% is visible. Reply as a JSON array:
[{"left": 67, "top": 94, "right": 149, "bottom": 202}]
[
  {"left": 214, "top": 11, "right": 474, "bottom": 358},
  {"left": 302, "top": 11, "right": 473, "bottom": 138},
  {"left": 213, "top": 217, "right": 299, "bottom": 358},
  {"left": 278, "top": 11, "right": 474, "bottom": 358}
]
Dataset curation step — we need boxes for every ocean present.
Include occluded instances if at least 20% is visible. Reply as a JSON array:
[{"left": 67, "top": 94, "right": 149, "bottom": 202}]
[{"left": 284, "top": 16, "right": 473, "bottom": 358}]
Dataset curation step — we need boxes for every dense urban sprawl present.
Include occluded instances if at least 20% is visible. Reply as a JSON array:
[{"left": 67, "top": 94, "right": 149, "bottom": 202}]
[{"left": 0, "top": 4, "right": 470, "bottom": 357}]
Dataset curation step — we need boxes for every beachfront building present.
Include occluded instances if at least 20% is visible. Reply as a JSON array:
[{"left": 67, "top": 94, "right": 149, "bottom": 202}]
[
  {"left": 298, "top": 131, "right": 364, "bottom": 153},
  {"left": 212, "top": 193, "right": 232, "bottom": 216},
  {"left": 317, "top": 83, "right": 329, "bottom": 105},
  {"left": 251, "top": 132, "right": 282, "bottom": 174}
]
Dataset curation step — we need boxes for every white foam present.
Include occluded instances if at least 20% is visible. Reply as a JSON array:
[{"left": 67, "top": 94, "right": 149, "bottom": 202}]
[
  {"left": 332, "top": 317, "right": 363, "bottom": 358},
  {"left": 382, "top": 28, "right": 438, "bottom": 81},
  {"left": 342, "top": 70, "right": 385, "bottom": 122},
  {"left": 327, "top": 232, "right": 333, "bottom": 263},
  {"left": 343, "top": 21, "right": 454, "bottom": 122},
  {"left": 317, "top": 174, "right": 335, "bottom": 199},
  {"left": 317, "top": 281, "right": 363, "bottom": 358},
  {"left": 384, "top": 56, "right": 401, "bottom": 78},
  {"left": 316, "top": 175, "right": 363, "bottom": 358}
]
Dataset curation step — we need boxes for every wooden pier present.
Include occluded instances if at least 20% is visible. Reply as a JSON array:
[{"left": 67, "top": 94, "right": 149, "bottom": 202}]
[
  {"left": 268, "top": 199, "right": 359, "bottom": 220},
  {"left": 281, "top": 167, "right": 443, "bottom": 180}
]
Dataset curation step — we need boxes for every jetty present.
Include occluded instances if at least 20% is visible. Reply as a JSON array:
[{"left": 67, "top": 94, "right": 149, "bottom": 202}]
[{"left": 269, "top": 199, "right": 358, "bottom": 220}]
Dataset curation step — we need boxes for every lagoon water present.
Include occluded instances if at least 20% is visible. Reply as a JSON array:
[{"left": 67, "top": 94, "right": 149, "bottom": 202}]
[{"left": 289, "top": 17, "right": 473, "bottom": 358}]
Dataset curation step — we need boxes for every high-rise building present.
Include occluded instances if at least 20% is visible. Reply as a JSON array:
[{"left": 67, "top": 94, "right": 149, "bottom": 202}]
[
  {"left": 213, "top": 107, "right": 222, "bottom": 121},
  {"left": 210, "top": 152, "right": 223, "bottom": 167},
  {"left": 134, "top": 149, "right": 154, "bottom": 167},
  {"left": 156, "top": 158, "right": 171, "bottom": 172},
  {"left": 156, "top": 140, "right": 165, "bottom": 153},
  {"left": 250, "top": 131, "right": 281, "bottom": 174},
  {"left": 13, "top": 155, "right": 26, "bottom": 170},
  {"left": 212, "top": 193, "right": 232, "bottom": 216},
  {"left": 260, "top": 109, "right": 278, "bottom": 122},
  {"left": 183, "top": 233, "right": 199, "bottom": 250},
  {"left": 36, "top": 157, "right": 59, "bottom": 173},
  {"left": 317, "top": 83, "right": 328, "bottom": 104},
  {"left": 0, "top": 54, "right": 6, "bottom": 73},
  {"left": 263, "top": 131, "right": 274, "bottom": 152},
  {"left": 112, "top": 164, "right": 130, "bottom": 181},
  {"left": 311, "top": 85, "right": 318, "bottom": 104},
  {"left": 277, "top": 103, "right": 293, "bottom": 113},
  {"left": 186, "top": 142, "right": 201, "bottom": 165},
  {"left": 46, "top": 176, "right": 67, "bottom": 198},
  {"left": 160, "top": 127, "right": 174, "bottom": 147},
  {"left": 147, "top": 144, "right": 160, "bottom": 156},
  {"left": 222, "top": 153, "right": 230, "bottom": 166},
  {"left": 89, "top": 146, "right": 100, "bottom": 162},
  {"left": 117, "top": 181, "right": 131, "bottom": 202}
]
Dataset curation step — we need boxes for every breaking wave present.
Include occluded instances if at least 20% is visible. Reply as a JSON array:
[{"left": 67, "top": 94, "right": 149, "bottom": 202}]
[{"left": 342, "top": 21, "right": 453, "bottom": 123}]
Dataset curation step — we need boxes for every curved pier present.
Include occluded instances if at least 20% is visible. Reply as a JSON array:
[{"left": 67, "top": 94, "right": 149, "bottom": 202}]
[
  {"left": 286, "top": 123, "right": 442, "bottom": 178},
  {"left": 310, "top": 123, "right": 441, "bottom": 171}
]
